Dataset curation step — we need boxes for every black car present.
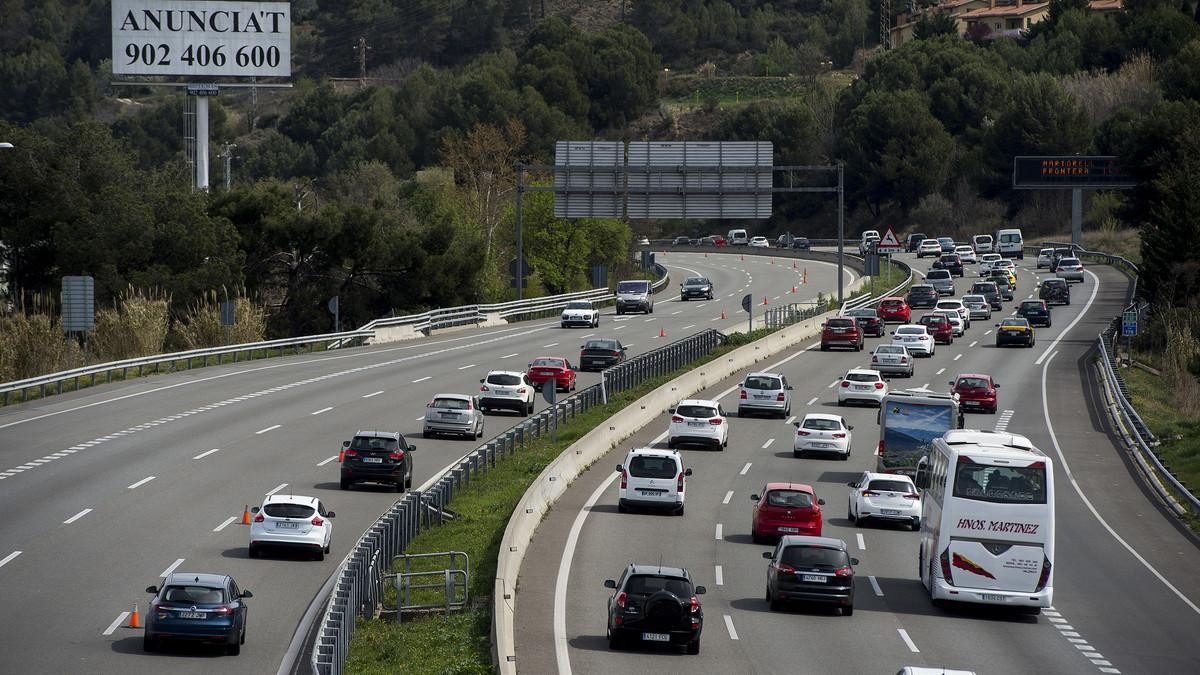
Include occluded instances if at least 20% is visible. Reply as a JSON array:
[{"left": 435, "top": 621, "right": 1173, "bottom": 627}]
[
  {"left": 339, "top": 430, "right": 415, "bottom": 492},
  {"left": 605, "top": 563, "right": 705, "bottom": 654},
  {"left": 845, "top": 308, "right": 886, "bottom": 337},
  {"left": 764, "top": 536, "right": 858, "bottom": 614},
  {"left": 144, "top": 572, "right": 251, "bottom": 654},
  {"left": 1016, "top": 299, "right": 1052, "bottom": 327},
  {"left": 987, "top": 270, "right": 1015, "bottom": 300},
  {"left": 905, "top": 284, "right": 939, "bottom": 309},
  {"left": 995, "top": 317, "right": 1036, "bottom": 347},
  {"left": 1040, "top": 278, "right": 1071, "bottom": 305},
  {"left": 790, "top": 237, "right": 812, "bottom": 251},
  {"left": 679, "top": 276, "right": 714, "bottom": 300},
  {"left": 905, "top": 233, "right": 927, "bottom": 252},
  {"left": 932, "top": 253, "right": 964, "bottom": 277},
  {"left": 971, "top": 281, "right": 1002, "bottom": 310},
  {"left": 672, "top": 236, "right": 690, "bottom": 245},
  {"left": 580, "top": 338, "right": 626, "bottom": 371}
]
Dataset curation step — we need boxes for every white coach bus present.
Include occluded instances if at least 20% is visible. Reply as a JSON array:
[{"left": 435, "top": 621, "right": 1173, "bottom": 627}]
[{"left": 914, "top": 429, "right": 1054, "bottom": 613}]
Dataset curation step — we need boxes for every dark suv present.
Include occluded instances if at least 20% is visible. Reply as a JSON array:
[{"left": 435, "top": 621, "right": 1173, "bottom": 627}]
[
  {"left": 970, "top": 281, "right": 1002, "bottom": 310},
  {"left": 604, "top": 564, "right": 705, "bottom": 654},
  {"left": 820, "top": 316, "right": 864, "bottom": 351},
  {"left": 905, "top": 233, "right": 927, "bottom": 252},
  {"left": 339, "top": 431, "right": 415, "bottom": 492},
  {"left": 1040, "top": 278, "right": 1071, "bottom": 305},
  {"left": 1016, "top": 299, "right": 1052, "bottom": 327},
  {"left": 932, "top": 253, "right": 964, "bottom": 277},
  {"left": 905, "top": 284, "right": 939, "bottom": 309},
  {"left": 764, "top": 535, "right": 858, "bottom": 614}
]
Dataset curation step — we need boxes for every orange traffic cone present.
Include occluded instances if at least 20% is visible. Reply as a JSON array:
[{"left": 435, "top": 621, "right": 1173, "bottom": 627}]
[
  {"left": 791, "top": 286, "right": 797, "bottom": 294},
  {"left": 740, "top": 254, "right": 744, "bottom": 261},
  {"left": 721, "top": 310, "right": 727, "bottom": 320},
  {"left": 770, "top": 258, "right": 775, "bottom": 265},
  {"left": 792, "top": 261, "right": 797, "bottom": 269},
  {"left": 803, "top": 269, "right": 808, "bottom": 284},
  {"left": 130, "top": 603, "right": 141, "bottom": 629},
  {"left": 241, "top": 505, "right": 251, "bottom": 525},
  {"left": 659, "top": 327, "right": 666, "bottom": 338},
  {"left": 704, "top": 252, "right": 708, "bottom": 257},
  {"left": 762, "top": 296, "right": 769, "bottom": 305}
]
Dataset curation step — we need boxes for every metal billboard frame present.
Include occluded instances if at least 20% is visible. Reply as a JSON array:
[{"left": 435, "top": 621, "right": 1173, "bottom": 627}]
[{"left": 1012, "top": 155, "right": 1134, "bottom": 247}]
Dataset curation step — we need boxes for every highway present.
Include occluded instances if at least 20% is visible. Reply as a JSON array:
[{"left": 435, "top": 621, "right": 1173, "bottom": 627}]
[
  {"left": 0, "top": 251, "right": 846, "bottom": 674},
  {"left": 514, "top": 253, "right": 1200, "bottom": 674}
]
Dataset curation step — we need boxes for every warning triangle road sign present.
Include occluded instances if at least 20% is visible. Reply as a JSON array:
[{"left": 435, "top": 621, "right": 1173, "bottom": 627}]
[{"left": 877, "top": 226, "right": 902, "bottom": 251}]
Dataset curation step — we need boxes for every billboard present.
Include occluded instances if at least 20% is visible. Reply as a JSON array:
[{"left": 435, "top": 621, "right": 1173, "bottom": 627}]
[
  {"left": 1012, "top": 156, "right": 1134, "bottom": 189},
  {"left": 627, "top": 141, "right": 772, "bottom": 219},
  {"left": 112, "top": 1, "right": 291, "bottom": 78}
]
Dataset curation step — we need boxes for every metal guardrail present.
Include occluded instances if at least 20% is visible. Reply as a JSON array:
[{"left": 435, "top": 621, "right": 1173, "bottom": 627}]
[
  {"left": 386, "top": 551, "right": 470, "bottom": 616},
  {"left": 841, "top": 256, "right": 914, "bottom": 313},
  {"left": 310, "top": 328, "right": 726, "bottom": 675},
  {"left": 0, "top": 330, "right": 375, "bottom": 405}
]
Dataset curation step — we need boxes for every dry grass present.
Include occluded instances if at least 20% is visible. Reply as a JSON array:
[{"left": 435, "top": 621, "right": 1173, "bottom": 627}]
[
  {"left": 1060, "top": 53, "right": 1160, "bottom": 127},
  {"left": 174, "top": 291, "right": 267, "bottom": 349},
  {"left": 89, "top": 286, "right": 171, "bottom": 362},
  {"left": 0, "top": 296, "right": 84, "bottom": 381},
  {"left": 1034, "top": 227, "right": 1142, "bottom": 263}
]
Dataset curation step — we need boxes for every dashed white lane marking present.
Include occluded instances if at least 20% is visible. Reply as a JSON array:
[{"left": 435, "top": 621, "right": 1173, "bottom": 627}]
[
  {"left": 785, "top": 416, "right": 795, "bottom": 424},
  {"left": 213, "top": 516, "right": 238, "bottom": 532},
  {"left": 457, "top": 364, "right": 476, "bottom": 370},
  {"left": 416, "top": 416, "right": 425, "bottom": 421},
  {"left": 193, "top": 448, "right": 220, "bottom": 460},
  {"left": 723, "top": 614, "right": 739, "bottom": 640},
  {"left": 160, "top": 558, "right": 185, "bottom": 577},
  {"left": 614, "top": 326, "right": 626, "bottom": 331},
  {"left": 671, "top": 310, "right": 683, "bottom": 315},
  {"left": 0, "top": 551, "right": 20, "bottom": 568},
  {"left": 936, "top": 368, "right": 945, "bottom": 375},
  {"left": 969, "top": 340, "right": 978, "bottom": 347},
  {"left": 266, "top": 483, "right": 288, "bottom": 496},
  {"left": 310, "top": 406, "right": 333, "bottom": 416},
  {"left": 542, "top": 343, "right": 559, "bottom": 348},
  {"left": 681, "top": 324, "right": 695, "bottom": 330},
  {"left": 63, "top": 508, "right": 92, "bottom": 524},
  {"left": 103, "top": 612, "right": 130, "bottom": 636},
  {"left": 501, "top": 353, "right": 519, "bottom": 359},
  {"left": 715, "top": 565, "right": 724, "bottom": 586},
  {"left": 740, "top": 462, "right": 752, "bottom": 475},
  {"left": 856, "top": 533, "right": 866, "bottom": 550},
  {"left": 761, "top": 439, "right": 774, "bottom": 449},
  {"left": 722, "top": 491, "right": 734, "bottom": 505},
  {"left": 127, "top": 476, "right": 155, "bottom": 489},
  {"left": 954, "top": 354, "right": 962, "bottom": 361},
  {"left": 897, "top": 628, "right": 920, "bottom": 653},
  {"left": 317, "top": 455, "right": 339, "bottom": 466},
  {"left": 624, "top": 344, "right": 636, "bottom": 348},
  {"left": 715, "top": 524, "right": 723, "bottom": 540},
  {"left": 984, "top": 330, "right": 992, "bottom": 335},
  {"left": 255, "top": 424, "right": 281, "bottom": 434},
  {"left": 868, "top": 575, "right": 884, "bottom": 596},
  {"left": 806, "top": 397, "right": 819, "bottom": 406},
  {"left": 710, "top": 317, "right": 722, "bottom": 322}
]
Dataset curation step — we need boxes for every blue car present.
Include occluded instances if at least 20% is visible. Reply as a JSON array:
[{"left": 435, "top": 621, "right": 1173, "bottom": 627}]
[{"left": 144, "top": 572, "right": 251, "bottom": 654}]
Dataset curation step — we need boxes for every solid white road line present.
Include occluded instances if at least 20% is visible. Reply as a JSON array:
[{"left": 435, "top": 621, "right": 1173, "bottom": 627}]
[
  {"left": 1040, "top": 350, "right": 1200, "bottom": 616},
  {"left": 501, "top": 353, "right": 519, "bottom": 359},
  {"left": 160, "top": 558, "right": 185, "bottom": 578},
  {"left": 1035, "top": 269, "right": 1101, "bottom": 366},
  {"left": 723, "top": 614, "right": 739, "bottom": 640},
  {"left": 856, "top": 533, "right": 866, "bottom": 550},
  {"left": 310, "top": 407, "right": 333, "bottom": 416},
  {"left": 266, "top": 483, "right": 288, "bottom": 496},
  {"left": 806, "top": 396, "right": 819, "bottom": 406},
  {"left": 0, "top": 551, "right": 20, "bottom": 569},
  {"left": 868, "top": 575, "right": 884, "bottom": 596},
  {"left": 740, "top": 462, "right": 752, "bottom": 475},
  {"left": 715, "top": 565, "right": 724, "bottom": 586},
  {"left": 213, "top": 516, "right": 238, "bottom": 532},
  {"left": 193, "top": 448, "right": 220, "bottom": 460},
  {"left": 63, "top": 508, "right": 92, "bottom": 524},
  {"left": 416, "top": 416, "right": 425, "bottom": 421},
  {"left": 127, "top": 476, "right": 155, "bottom": 489},
  {"left": 255, "top": 424, "right": 281, "bottom": 434},
  {"left": 984, "top": 330, "right": 992, "bottom": 335},
  {"left": 715, "top": 524, "right": 723, "bottom": 540},
  {"left": 761, "top": 438, "right": 774, "bottom": 449},
  {"left": 103, "top": 612, "right": 130, "bottom": 636},
  {"left": 898, "top": 628, "right": 920, "bottom": 652},
  {"left": 412, "top": 376, "right": 432, "bottom": 383},
  {"left": 723, "top": 491, "right": 734, "bottom": 505},
  {"left": 317, "top": 455, "right": 339, "bottom": 466}
]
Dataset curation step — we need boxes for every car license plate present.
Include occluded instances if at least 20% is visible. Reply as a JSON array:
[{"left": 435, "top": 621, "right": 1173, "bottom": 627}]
[
  {"left": 981, "top": 593, "right": 1005, "bottom": 602},
  {"left": 778, "top": 527, "right": 799, "bottom": 533},
  {"left": 754, "top": 395, "right": 768, "bottom": 400},
  {"left": 278, "top": 521, "right": 299, "bottom": 528},
  {"left": 688, "top": 421, "right": 705, "bottom": 427},
  {"left": 881, "top": 509, "right": 900, "bottom": 515},
  {"left": 179, "top": 611, "right": 205, "bottom": 619},
  {"left": 801, "top": 575, "right": 827, "bottom": 583},
  {"left": 854, "top": 385, "right": 870, "bottom": 391},
  {"left": 814, "top": 442, "right": 831, "bottom": 448},
  {"left": 642, "top": 632, "right": 670, "bottom": 642},
  {"left": 441, "top": 412, "right": 458, "bottom": 418},
  {"left": 363, "top": 457, "right": 383, "bottom": 464},
  {"left": 638, "top": 489, "right": 663, "bottom": 496}
]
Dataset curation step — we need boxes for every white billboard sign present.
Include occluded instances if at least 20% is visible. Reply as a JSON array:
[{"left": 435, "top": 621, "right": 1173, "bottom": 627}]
[{"left": 112, "top": 0, "right": 291, "bottom": 78}]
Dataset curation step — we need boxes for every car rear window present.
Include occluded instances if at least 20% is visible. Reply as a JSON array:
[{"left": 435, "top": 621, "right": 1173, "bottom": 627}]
[
  {"left": 880, "top": 299, "right": 904, "bottom": 307},
  {"left": 432, "top": 397, "right": 470, "bottom": 410},
  {"left": 625, "top": 575, "right": 692, "bottom": 596},
  {"left": 801, "top": 417, "right": 841, "bottom": 431},
  {"left": 780, "top": 545, "right": 848, "bottom": 569},
  {"left": 163, "top": 585, "right": 225, "bottom": 604},
  {"left": 927, "top": 270, "right": 951, "bottom": 280},
  {"left": 617, "top": 281, "right": 649, "bottom": 293},
  {"left": 350, "top": 436, "right": 398, "bottom": 452},
  {"left": 584, "top": 340, "right": 617, "bottom": 350},
  {"left": 866, "top": 479, "right": 913, "bottom": 492},
  {"left": 876, "top": 346, "right": 904, "bottom": 354},
  {"left": 1060, "top": 258, "right": 1080, "bottom": 265},
  {"left": 921, "top": 315, "right": 947, "bottom": 324},
  {"left": 531, "top": 358, "right": 564, "bottom": 367},
  {"left": 744, "top": 376, "right": 781, "bottom": 390},
  {"left": 972, "top": 284, "right": 996, "bottom": 293},
  {"left": 766, "top": 490, "right": 814, "bottom": 508},
  {"left": 1020, "top": 301, "right": 1043, "bottom": 310},
  {"left": 956, "top": 377, "right": 990, "bottom": 389},
  {"left": 846, "top": 372, "right": 879, "bottom": 383},
  {"left": 264, "top": 503, "right": 316, "bottom": 519},
  {"left": 676, "top": 404, "right": 717, "bottom": 418},
  {"left": 896, "top": 326, "right": 924, "bottom": 335},
  {"left": 628, "top": 455, "right": 679, "bottom": 479},
  {"left": 827, "top": 318, "right": 854, "bottom": 328},
  {"left": 684, "top": 278, "right": 708, "bottom": 285},
  {"left": 910, "top": 286, "right": 935, "bottom": 294},
  {"left": 847, "top": 309, "right": 877, "bottom": 318},
  {"left": 487, "top": 373, "right": 521, "bottom": 385}
]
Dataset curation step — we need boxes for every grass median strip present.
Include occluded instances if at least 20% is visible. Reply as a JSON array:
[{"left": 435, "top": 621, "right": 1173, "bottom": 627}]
[
  {"left": 345, "top": 343, "right": 746, "bottom": 674},
  {"left": 1123, "top": 367, "right": 1200, "bottom": 528}
]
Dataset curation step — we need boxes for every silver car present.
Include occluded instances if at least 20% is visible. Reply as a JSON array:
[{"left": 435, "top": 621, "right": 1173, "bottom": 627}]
[
  {"left": 737, "top": 372, "right": 793, "bottom": 418},
  {"left": 926, "top": 269, "right": 955, "bottom": 296},
  {"left": 961, "top": 294, "right": 992, "bottom": 321},
  {"left": 1056, "top": 257, "right": 1084, "bottom": 283},
  {"left": 423, "top": 394, "right": 484, "bottom": 440},
  {"left": 870, "top": 344, "right": 914, "bottom": 378}
]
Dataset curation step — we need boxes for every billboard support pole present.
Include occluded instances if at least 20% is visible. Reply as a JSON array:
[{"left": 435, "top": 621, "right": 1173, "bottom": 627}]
[
  {"left": 195, "top": 94, "right": 209, "bottom": 191},
  {"left": 1071, "top": 188, "right": 1082, "bottom": 248},
  {"left": 837, "top": 163, "right": 844, "bottom": 307},
  {"left": 515, "top": 164, "right": 525, "bottom": 301}
]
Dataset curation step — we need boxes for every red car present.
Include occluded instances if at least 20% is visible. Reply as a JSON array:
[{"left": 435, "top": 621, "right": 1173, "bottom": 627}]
[
  {"left": 877, "top": 297, "right": 911, "bottom": 323},
  {"left": 918, "top": 313, "right": 953, "bottom": 345},
  {"left": 820, "top": 316, "right": 864, "bottom": 351},
  {"left": 950, "top": 373, "right": 999, "bottom": 414},
  {"left": 751, "top": 482, "right": 824, "bottom": 543},
  {"left": 526, "top": 356, "right": 577, "bottom": 393}
]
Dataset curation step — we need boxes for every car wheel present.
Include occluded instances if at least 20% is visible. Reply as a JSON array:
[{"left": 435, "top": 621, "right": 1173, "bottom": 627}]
[
  {"left": 843, "top": 604, "right": 854, "bottom": 617},
  {"left": 837, "top": 399, "right": 844, "bottom": 407},
  {"left": 793, "top": 449, "right": 803, "bottom": 458},
  {"left": 675, "top": 504, "right": 685, "bottom": 516},
  {"left": 707, "top": 294, "right": 713, "bottom": 300},
  {"left": 667, "top": 438, "right": 676, "bottom": 449},
  {"left": 680, "top": 295, "right": 686, "bottom": 302},
  {"left": 912, "top": 518, "right": 921, "bottom": 532},
  {"left": 314, "top": 547, "right": 325, "bottom": 562},
  {"left": 848, "top": 506, "right": 856, "bottom": 523},
  {"left": 249, "top": 543, "right": 259, "bottom": 559},
  {"left": 841, "top": 448, "right": 851, "bottom": 461},
  {"left": 686, "top": 638, "right": 700, "bottom": 655},
  {"left": 396, "top": 477, "right": 405, "bottom": 493},
  {"left": 406, "top": 470, "right": 413, "bottom": 489},
  {"left": 608, "top": 628, "right": 623, "bottom": 650},
  {"left": 143, "top": 635, "right": 158, "bottom": 652},
  {"left": 768, "top": 589, "right": 781, "bottom": 611},
  {"left": 477, "top": 423, "right": 484, "bottom": 439},
  {"left": 820, "top": 344, "right": 828, "bottom": 351},
  {"left": 227, "top": 639, "right": 241, "bottom": 656},
  {"left": 339, "top": 478, "right": 351, "bottom": 490},
  {"left": 422, "top": 430, "right": 432, "bottom": 439},
  {"left": 618, "top": 502, "right": 628, "bottom": 514}
]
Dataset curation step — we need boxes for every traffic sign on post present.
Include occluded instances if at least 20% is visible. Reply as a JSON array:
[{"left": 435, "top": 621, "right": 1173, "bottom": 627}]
[
  {"left": 1122, "top": 310, "right": 1137, "bottom": 337},
  {"left": 876, "top": 226, "right": 902, "bottom": 253}
]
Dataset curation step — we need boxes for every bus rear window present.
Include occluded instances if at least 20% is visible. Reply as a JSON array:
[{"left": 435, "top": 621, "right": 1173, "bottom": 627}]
[{"left": 953, "top": 461, "right": 1047, "bottom": 504}]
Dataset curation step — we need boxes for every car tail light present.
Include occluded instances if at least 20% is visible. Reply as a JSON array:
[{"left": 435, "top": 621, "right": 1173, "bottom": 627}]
[
  {"left": 480, "top": 385, "right": 489, "bottom": 392},
  {"left": 871, "top": 355, "right": 878, "bottom": 363},
  {"left": 671, "top": 415, "right": 684, "bottom": 423},
  {"left": 772, "top": 561, "right": 796, "bottom": 574},
  {"left": 841, "top": 381, "right": 850, "bottom": 388},
  {"left": 689, "top": 596, "right": 700, "bottom": 614},
  {"left": 777, "top": 392, "right": 786, "bottom": 401},
  {"left": 877, "top": 440, "right": 885, "bottom": 456},
  {"left": 518, "top": 387, "right": 527, "bottom": 394},
  {"left": 740, "top": 390, "right": 747, "bottom": 399},
  {"left": 620, "top": 469, "right": 627, "bottom": 490},
  {"left": 1036, "top": 556, "right": 1052, "bottom": 592},
  {"left": 212, "top": 606, "right": 233, "bottom": 616},
  {"left": 311, "top": 516, "right": 324, "bottom": 527},
  {"left": 796, "top": 430, "right": 810, "bottom": 436},
  {"left": 832, "top": 433, "right": 846, "bottom": 439},
  {"left": 834, "top": 566, "right": 853, "bottom": 578},
  {"left": 874, "top": 382, "right": 884, "bottom": 390},
  {"left": 861, "top": 490, "right": 876, "bottom": 497},
  {"left": 253, "top": 513, "right": 264, "bottom": 523},
  {"left": 611, "top": 350, "right": 621, "bottom": 356},
  {"left": 677, "top": 471, "right": 685, "bottom": 493},
  {"left": 709, "top": 418, "right": 723, "bottom": 425},
  {"left": 940, "top": 549, "right": 954, "bottom": 586},
  {"left": 615, "top": 591, "right": 627, "bottom": 608},
  {"left": 389, "top": 450, "right": 406, "bottom": 461},
  {"left": 900, "top": 357, "right": 908, "bottom": 364},
  {"left": 343, "top": 449, "right": 358, "bottom": 458}
]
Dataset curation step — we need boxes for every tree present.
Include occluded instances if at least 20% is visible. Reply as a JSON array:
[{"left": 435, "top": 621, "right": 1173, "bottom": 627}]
[
  {"left": 914, "top": 12, "right": 959, "bottom": 41},
  {"left": 1160, "top": 39, "right": 1200, "bottom": 101}
]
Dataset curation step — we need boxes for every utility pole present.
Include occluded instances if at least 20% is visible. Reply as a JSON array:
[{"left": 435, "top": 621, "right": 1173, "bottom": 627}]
[
  {"left": 354, "top": 37, "right": 370, "bottom": 88},
  {"left": 880, "top": 0, "right": 893, "bottom": 50},
  {"left": 219, "top": 142, "right": 237, "bottom": 190}
]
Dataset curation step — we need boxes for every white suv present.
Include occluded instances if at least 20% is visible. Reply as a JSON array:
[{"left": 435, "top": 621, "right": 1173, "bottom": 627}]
[
  {"left": 479, "top": 371, "right": 535, "bottom": 415},
  {"left": 560, "top": 300, "right": 599, "bottom": 328},
  {"left": 837, "top": 369, "right": 889, "bottom": 407},
  {"left": 249, "top": 494, "right": 334, "bottom": 561},
  {"left": 668, "top": 399, "right": 728, "bottom": 450},
  {"left": 616, "top": 448, "right": 691, "bottom": 515}
]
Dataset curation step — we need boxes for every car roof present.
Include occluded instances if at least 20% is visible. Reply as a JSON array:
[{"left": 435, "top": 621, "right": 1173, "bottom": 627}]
[
  {"left": 626, "top": 447, "right": 682, "bottom": 460},
  {"left": 355, "top": 430, "right": 400, "bottom": 440},
  {"left": 744, "top": 372, "right": 782, "bottom": 379},
  {"left": 936, "top": 299, "right": 963, "bottom": 304},
  {"left": 431, "top": 393, "right": 472, "bottom": 401},
  {"left": 896, "top": 324, "right": 927, "bottom": 331},
  {"left": 486, "top": 369, "right": 525, "bottom": 377},
  {"left": 778, "top": 535, "right": 849, "bottom": 550},
  {"left": 801, "top": 412, "right": 844, "bottom": 422},
  {"left": 626, "top": 563, "right": 691, "bottom": 579},
  {"left": 263, "top": 493, "right": 318, "bottom": 506},
  {"left": 164, "top": 572, "right": 229, "bottom": 588},
  {"left": 764, "top": 481, "right": 814, "bottom": 492},
  {"left": 862, "top": 471, "right": 914, "bottom": 483},
  {"left": 846, "top": 368, "right": 880, "bottom": 376},
  {"left": 954, "top": 373, "right": 991, "bottom": 380},
  {"left": 880, "top": 296, "right": 906, "bottom": 302},
  {"left": 677, "top": 398, "right": 720, "bottom": 406},
  {"left": 910, "top": 283, "right": 935, "bottom": 290},
  {"left": 531, "top": 355, "right": 566, "bottom": 361}
]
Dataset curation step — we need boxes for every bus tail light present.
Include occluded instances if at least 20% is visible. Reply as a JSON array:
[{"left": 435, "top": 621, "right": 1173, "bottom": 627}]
[
  {"left": 939, "top": 549, "right": 954, "bottom": 586},
  {"left": 1036, "top": 556, "right": 1052, "bottom": 592}
]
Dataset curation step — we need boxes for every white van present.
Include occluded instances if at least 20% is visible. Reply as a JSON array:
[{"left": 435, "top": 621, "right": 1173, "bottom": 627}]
[
  {"left": 995, "top": 228, "right": 1023, "bottom": 259},
  {"left": 616, "top": 448, "right": 691, "bottom": 515},
  {"left": 727, "top": 229, "right": 749, "bottom": 246},
  {"left": 971, "top": 234, "right": 993, "bottom": 254}
]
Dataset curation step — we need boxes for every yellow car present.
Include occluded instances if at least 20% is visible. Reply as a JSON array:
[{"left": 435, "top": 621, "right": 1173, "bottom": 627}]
[
  {"left": 996, "top": 263, "right": 1018, "bottom": 287},
  {"left": 995, "top": 317, "right": 1035, "bottom": 347}
]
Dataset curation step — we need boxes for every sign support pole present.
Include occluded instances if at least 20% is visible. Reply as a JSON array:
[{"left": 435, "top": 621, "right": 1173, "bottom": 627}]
[
  {"left": 1071, "top": 188, "right": 1082, "bottom": 248},
  {"left": 195, "top": 94, "right": 210, "bottom": 191},
  {"left": 837, "top": 164, "right": 844, "bottom": 306},
  {"left": 515, "top": 164, "right": 524, "bottom": 301}
]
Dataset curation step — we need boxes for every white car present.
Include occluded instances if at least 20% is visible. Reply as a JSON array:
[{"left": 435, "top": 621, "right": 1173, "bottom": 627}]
[
  {"left": 978, "top": 253, "right": 1003, "bottom": 275},
  {"left": 961, "top": 294, "right": 992, "bottom": 321},
  {"left": 793, "top": 413, "right": 853, "bottom": 459},
  {"left": 891, "top": 324, "right": 935, "bottom": 357},
  {"left": 935, "top": 299, "right": 970, "bottom": 329},
  {"left": 917, "top": 239, "right": 942, "bottom": 258},
  {"left": 616, "top": 448, "right": 691, "bottom": 515},
  {"left": 933, "top": 309, "right": 965, "bottom": 337},
  {"left": 560, "top": 300, "right": 599, "bottom": 328},
  {"left": 1036, "top": 247, "right": 1054, "bottom": 269},
  {"left": 479, "top": 370, "right": 535, "bottom": 415},
  {"left": 749, "top": 236, "right": 770, "bottom": 248},
  {"left": 837, "top": 368, "right": 889, "bottom": 407},
  {"left": 871, "top": 344, "right": 914, "bottom": 378},
  {"left": 1056, "top": 257, "right": 1084, "bottom": 283},
  {"left": 636, "top": 236, "right": 650, "bottom": 246},
  {"left": 995, "top": 258, "right": 1017, "bottom": 277},
  {"left": 668, "top": 398, "right": 728, "bottom": 450},
  {"left": 249, "top": 494, "right": 334, "bottom": 560},
  {"left": 954, "top": 245, "right": 977, "bottom": 264},
  {"left": 847, "top": 472, "right": 921, "bottom": 530}
]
